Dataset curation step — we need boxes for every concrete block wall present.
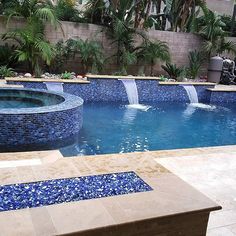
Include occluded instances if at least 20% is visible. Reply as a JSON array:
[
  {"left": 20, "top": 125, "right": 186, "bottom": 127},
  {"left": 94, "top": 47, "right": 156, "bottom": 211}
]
[{"left": 0, "top": 16, "right": 223, "bottom": 75}]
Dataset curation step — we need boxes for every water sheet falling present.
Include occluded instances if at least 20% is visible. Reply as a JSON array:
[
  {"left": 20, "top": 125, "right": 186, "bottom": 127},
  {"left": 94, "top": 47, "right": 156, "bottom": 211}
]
[
  {"left": 182, "top": 85, "right": 199, "bottom": 103},
  {"left": 44, "top": 82, "right": 64, "bottom": 93},
  {"left": 120, "top": 79, "right": 150, "bottom": 111},
  {"left": 182, "top": 85, "right": 215, "bottom": 117}
]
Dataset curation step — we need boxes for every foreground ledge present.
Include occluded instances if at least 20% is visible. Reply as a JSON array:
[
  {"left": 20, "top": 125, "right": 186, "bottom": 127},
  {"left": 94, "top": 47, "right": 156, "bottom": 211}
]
[
  {"left": 0, "top": 151, "right": 221, "bottom": 236},
  {"left": 5, "top": 77, "right": 90, "bottom": 84},
  {"left": 159, "top": 81, "right": 216, "bottom": 86}
]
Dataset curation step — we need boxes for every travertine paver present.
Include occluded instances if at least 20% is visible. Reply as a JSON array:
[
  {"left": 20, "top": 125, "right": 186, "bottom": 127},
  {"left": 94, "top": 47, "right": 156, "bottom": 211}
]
[
  {"left": 155, "top": 146, "right": 236, "bottom": 236},
  {"left": 0, "top": 148, "right": 220, "bottom": 235}
]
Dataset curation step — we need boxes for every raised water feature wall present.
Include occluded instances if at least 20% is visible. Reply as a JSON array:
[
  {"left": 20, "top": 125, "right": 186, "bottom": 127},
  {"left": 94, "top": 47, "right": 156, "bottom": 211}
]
[
  {"left": 7, "top": 77, "right": 236, "bottom": 104},
  {"left": 7, "top": 79, "right": 217, "bottom": 103}
]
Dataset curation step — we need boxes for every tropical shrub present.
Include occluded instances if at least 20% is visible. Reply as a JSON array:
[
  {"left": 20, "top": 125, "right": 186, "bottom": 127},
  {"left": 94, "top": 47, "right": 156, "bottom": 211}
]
[
  {"left": 138, "top": 40, "right": 170, "bottom": 75},
  {"left": 49, "top": 40, "right": 75, "bottom": 73},
  {"left": 66, "top": 38, "right": 105, "bottom": 74},
  {"left": 221, "top": 15, "right": 236, "bottom": 37},
  {"left": 161, "top": 63, "right": 184, "bottom": 81},
  {"left": 61, "top": 71, "right": 73, "bottom": 79},
  {"left": 2, "top": 21, "right": 55, "bottom": 77},
  {"left": 2, "top": 0, "right": 60, "bottom": 77},
  {"left": 106, "top": 0, "right": 147, "bottom": 74},
  {"left": 195, "top": 9, "right": 236, "bottom": 57},
  {"left": 187, "top": 50, "right": 204, "bottom": 80},
  {"left": 0, "top": 43, "right": 18, "bottom": 67},
  {"left": 0, "top": 66, "right": 15, "bottom": 78},
  {"left": 54, "top": 0, "right": 84, "bottom": 22}
]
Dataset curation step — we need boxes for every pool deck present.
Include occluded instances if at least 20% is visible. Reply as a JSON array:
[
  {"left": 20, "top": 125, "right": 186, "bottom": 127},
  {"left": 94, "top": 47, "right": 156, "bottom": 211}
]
[{"left": 1, "top": 146, "right": 236, "bottom": 235}]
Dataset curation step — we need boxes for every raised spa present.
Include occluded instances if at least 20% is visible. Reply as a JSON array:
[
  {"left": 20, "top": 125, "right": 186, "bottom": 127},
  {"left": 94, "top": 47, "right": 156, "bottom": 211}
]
[{"left": 0, "top": 88, "right": 83, "bottom": 151}]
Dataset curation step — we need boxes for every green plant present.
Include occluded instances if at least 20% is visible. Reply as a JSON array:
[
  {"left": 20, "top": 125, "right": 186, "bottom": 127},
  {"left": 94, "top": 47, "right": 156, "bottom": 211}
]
[
  {"left": 2, "top": 0, "right": 60, "bottom": 77},
  {"left": 194, "top": 9, "right": 236, "bottom": 57},
  {"left": 60, "top": 71, "right": 73, "bottom": 79},
  {"left": 138, "top": 40, "right": 170, "bottom": 75},
  {"left": 84, "top": 0, "right": 109, "bottom": 25},
  {"left": 161, "top": 63, "right": 184, "bottom": 80},
  {"left": 163, "top": 0, "right": 207, "bottom": 32},
  {"left": 2, "top": 21, "right": 55, "bottom": 77},
  {"left": 221, "top": 15, "right": 236, "bottom": 37},
  {"left": 0, "top": 43, "right": 18, "bottom": 67},
  {"left": 187, "top": 50, "right": 204, "bottom": 80},
  {"left": 67, "top": 38, "right": 105, "bottom": 74},
  {"left": 0, "top": 66, "right": 14, "bottom": 78},
  {"left": 106, "top": 0, "right": 147, "bottom": 74},
  {"left": 49, "top": 40, "right": 75, "bottom": 73},
  {"left": 159, "top": 75, "right": 168, "bottom": 81},
  {"left": 54, "top": 0, "right": 84, "bottom": 22}
]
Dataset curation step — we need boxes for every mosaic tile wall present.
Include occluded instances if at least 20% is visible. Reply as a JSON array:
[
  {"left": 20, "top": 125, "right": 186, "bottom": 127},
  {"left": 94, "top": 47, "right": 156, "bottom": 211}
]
[
  {"left": 0, "top": 171, "right": 152, "bottom": 211},
  {"left": 0, "top": 88, "right": 83, "bottom": 151},
  {"left": 0, "top": 106, "right": 83, "bottom": 151},
  {"left": 210, "top": 91, "right": 236, "bottom": 104},
  {"left": 8, "top": 79, "right": 217, "bottom": 103}
]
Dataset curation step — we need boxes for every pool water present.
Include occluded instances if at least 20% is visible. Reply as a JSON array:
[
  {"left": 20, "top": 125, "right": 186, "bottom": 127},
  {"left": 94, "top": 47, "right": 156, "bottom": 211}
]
[
  {"left": 60, "top": 102, "right": 236, "bottom": 156},
  {"left": 0, "top": 97, "right": 44, "bottom": 109}
]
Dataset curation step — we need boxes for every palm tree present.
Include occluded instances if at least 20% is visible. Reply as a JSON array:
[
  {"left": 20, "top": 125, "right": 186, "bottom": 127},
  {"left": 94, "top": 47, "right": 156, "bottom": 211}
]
[
  {"left": 196, "top": 9, "right": 236, "bottom": 56},
  {"left": 2, "top": 19, "right": 55, "bottom": 76},
  {"left": 2, "top": 0, "right": 60, "bottom": 76},
  {"left": 66, "top": 38, "right": 105, "bottom": 74},
  {"left": 138, "top": 40, "right": 170, "bottom": 75},
  {"left": 106, "top": 0, "right": 147, "bottom": 74}
]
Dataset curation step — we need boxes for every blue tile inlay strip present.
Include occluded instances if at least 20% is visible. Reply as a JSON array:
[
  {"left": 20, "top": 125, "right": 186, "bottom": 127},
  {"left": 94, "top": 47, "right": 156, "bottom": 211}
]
[{"left": 0, "top": 171, "right": 152, "bottom": 212}]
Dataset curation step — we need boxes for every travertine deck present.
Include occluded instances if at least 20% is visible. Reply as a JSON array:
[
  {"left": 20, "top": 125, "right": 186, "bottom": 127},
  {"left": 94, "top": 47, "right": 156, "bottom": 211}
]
[
  {"left": 0, "top": 148, "right": 222, "bottom": 236},
  {"left": 155, "top": 145, "right": 236, "bottom": 235}
]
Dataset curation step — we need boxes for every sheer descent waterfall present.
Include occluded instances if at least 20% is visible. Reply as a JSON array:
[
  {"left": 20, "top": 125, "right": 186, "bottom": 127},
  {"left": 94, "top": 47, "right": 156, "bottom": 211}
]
[
  {"left": 182, "top": 85, "right": 198, "bottom": 103},
  {"left": 181, "top": 85, "right": 216, "bottom": 113},
  {"left": 120, "top": 79, "right": 139, "bottom": 104},
  {"left": 120, "top": 79, "right": 150, "bottom": 111}
]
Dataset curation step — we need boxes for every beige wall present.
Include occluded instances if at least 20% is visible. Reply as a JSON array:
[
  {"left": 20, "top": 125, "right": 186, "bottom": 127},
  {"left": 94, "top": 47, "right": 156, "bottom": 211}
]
[
  {"left": 206, "top": 0, "right": 234, "bottom": 15},
  {"left": 0, "top": 17, "right": 218, "bottom": 75}
]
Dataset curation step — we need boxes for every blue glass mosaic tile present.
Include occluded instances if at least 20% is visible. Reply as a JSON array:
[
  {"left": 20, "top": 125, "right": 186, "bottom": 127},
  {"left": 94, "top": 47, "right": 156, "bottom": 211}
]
[{"left": 0, "top": 172, "right": 152, "bottom": 212}]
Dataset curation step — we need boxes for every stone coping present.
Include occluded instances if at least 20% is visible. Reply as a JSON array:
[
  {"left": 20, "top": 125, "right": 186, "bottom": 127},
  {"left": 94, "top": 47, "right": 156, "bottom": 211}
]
[
  {"left": 0, "top": 83, "right": 24, "bottom": 88},
  {"left": 159, "top": 81, "right": 216, "bottom": 86},
  {"left": 0, "top": 87, "right": 83, "bottom": 114},
  {"left": 86, "top": 74, "right": 161, "bottom": 80},
  {"left": 0, "top": 148, "right": 221, "bottom": 235},
  {"left": 5, "top": 77, "right": 90, "bottom": 84},
  {"left": 207, "top": 85, "right": 236, "bottom": 92}
]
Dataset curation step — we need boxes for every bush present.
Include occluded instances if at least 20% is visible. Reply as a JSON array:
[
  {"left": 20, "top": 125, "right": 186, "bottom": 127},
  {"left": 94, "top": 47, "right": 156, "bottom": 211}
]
[
  {"left": 0, "top": 66, "right": 15, "bottom": 78},
  {"left": 0, "top": 43, "right": 18, "bottom": 67}
]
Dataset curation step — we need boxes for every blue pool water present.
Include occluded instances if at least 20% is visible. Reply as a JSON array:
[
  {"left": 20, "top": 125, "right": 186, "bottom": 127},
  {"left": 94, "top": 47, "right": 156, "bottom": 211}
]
[
  {"left": 0, "top": 97, "right": 44, "bottom": 108},
  {"left": 61, "top": 102, "right": 236, "bottom": 156}
]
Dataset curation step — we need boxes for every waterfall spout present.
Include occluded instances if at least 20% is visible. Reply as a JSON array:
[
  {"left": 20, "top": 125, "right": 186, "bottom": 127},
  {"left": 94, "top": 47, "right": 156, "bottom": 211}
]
[
  {"left": 182, "top": 85, "right": 199, "bottom": 103},
  {"left": 120, "top": 79, "right": 139, "bottom": 104},
  {"left": 120, "top": 79, "right": 151, "bottom": 111},
  {"left": 181, "top": 85, "right": 216, "bottom": 116}
]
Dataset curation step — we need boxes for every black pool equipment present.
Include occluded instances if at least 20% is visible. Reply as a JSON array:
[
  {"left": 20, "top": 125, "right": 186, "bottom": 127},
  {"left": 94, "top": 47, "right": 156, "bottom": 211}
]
[
  {"left": 208, "top": 56, "right": 236, "bottom": 85},
  {"left": 220, "top": 58, "right": 236, "bottom": 85}
]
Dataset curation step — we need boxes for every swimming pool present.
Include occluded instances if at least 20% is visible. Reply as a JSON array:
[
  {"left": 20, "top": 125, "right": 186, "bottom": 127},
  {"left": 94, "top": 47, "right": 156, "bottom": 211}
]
[{"left": 60, "top": 101, "right": 236, "bottom": 156}]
